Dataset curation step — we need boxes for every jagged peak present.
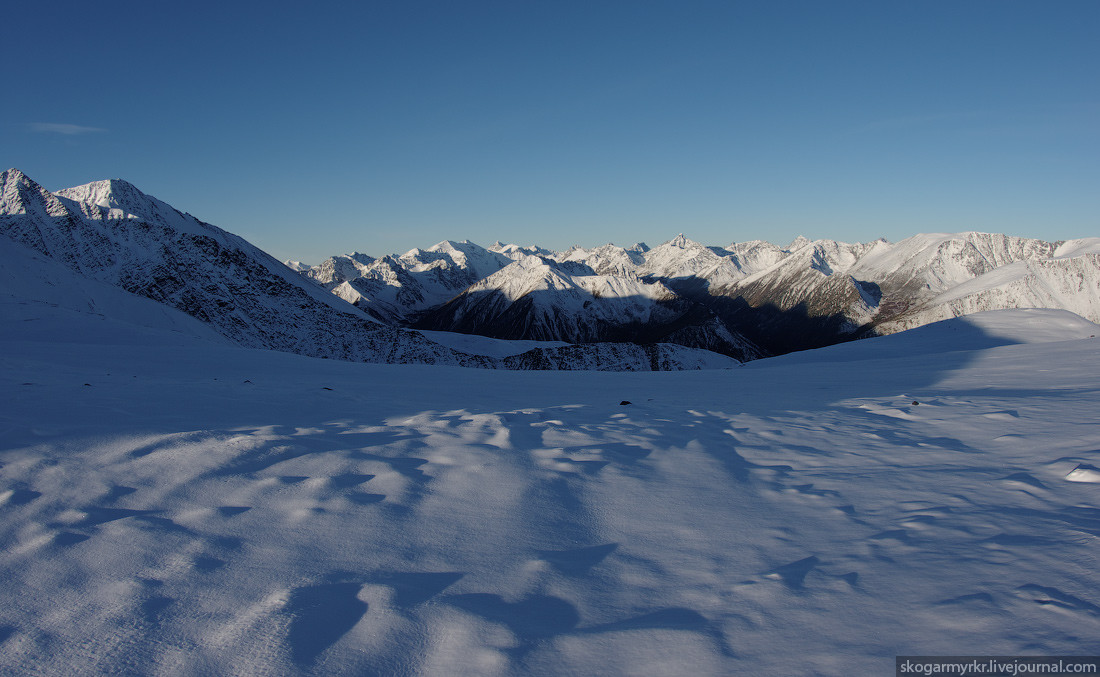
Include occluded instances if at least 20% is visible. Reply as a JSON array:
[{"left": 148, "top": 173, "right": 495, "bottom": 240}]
[
  {"left": 2, "top": 167, "right": 33, "bottom": 183},
  {"left": 728, "top": 238, "right": 779, "bottom": 249},
  {"left": 514, "top": 254, "right": 555, "bottom": 269},
  {"left": 786, "top": 235, "right": 812, "bottom": 251},
  {"left": 1, "top": 168, "right": 40, "bottom": 195},
  {"left": 588, "top": 242, "right": 630, "bottom": 255},
  {"left": 427, "top": 239, "right": 486, "bottom": 253},
  {"left": 468, "top": 254, "right": 571, "bottom": 293},
  {"left": 56, "top": 177, "right": 146, "bottom": 208},
  {"left": 1, "top": 168, "right": 54, "bottom": 197},
  {"left": 428, "top": 239, "right": 461, "bottom": 252},
  {"left": 489, "top": 242, "right": 526, "bottom": 255},
  {"left": 651, "top": 234, "right": 704, "bottom": 253},
  {"left": 1, "top": 169, "right": 72, "bottom": 219},
  {"left": 2, "top": 172, "right": 184, "bottom": 229},
  {"left": 51, "top": 176, "right": 212, "bottom": 236}
]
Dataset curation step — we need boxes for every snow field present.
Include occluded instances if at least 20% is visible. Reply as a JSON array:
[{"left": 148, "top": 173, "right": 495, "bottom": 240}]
[{"left": 1, "top": 308, "right": 1100, "bottom": 674}]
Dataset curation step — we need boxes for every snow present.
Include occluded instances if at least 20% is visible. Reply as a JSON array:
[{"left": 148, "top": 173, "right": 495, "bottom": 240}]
[
  {"left": 3, "top": 288, "right": 1100, "bottom": 674},
  {"left": 287, "top": 228, "right": 1100, "bottom": 363},
  {"left": 934, "top": 261, "right": 1037, "bottom": 303},
  {"left": 635, "top": 234, "right": 727, "bottom": 280},
  {"left": 769, "top": 308, "right": 1099, "bottom": 364},
  {"left": 1065, "top": 465, "right": 1100, "bottom": 483},
  {"left": 849, "top": 231, "right": 1057, "bottom": 294},
  {"left": 0, "top": 235, "right": 231, "bottom": 347},
  {"left": 4, "top": 169, "right": 1100, "bottom": 670},
  {"left": 55, "top": 179, "right": 205, "bottom": 237},
  {"left": 10, "top": 169, "right": 746, "bottom": 371},
  {"left": 416, "top": 330, "right": 570, "bottom": 358},
  {"left": 1054, "top": 238, "right": 1100, "bottom": 259},
  {"left": 283, "top": 260, "right": 312, "bottom": 273},
  {"left": 879, "top": 255, "right": 1100, "bottom": 334}
]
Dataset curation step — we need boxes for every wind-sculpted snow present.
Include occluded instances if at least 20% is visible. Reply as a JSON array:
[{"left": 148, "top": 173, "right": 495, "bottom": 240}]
[
  {"left": 0, "top": 169, "right": 740, "bottom": 371},
  {"left": 2, "top": 304, "right": 1100, "bottom": 674}
]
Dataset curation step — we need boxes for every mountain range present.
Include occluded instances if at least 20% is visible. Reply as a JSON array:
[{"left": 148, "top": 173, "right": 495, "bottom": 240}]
[
  {"left": 297, "top": 230, "right": 1100, "bottom": 359},
  {"left": 0, "top": 169, "right": 737, "bottom": 371},
  {"left": 4, "top": 168, "right": 1099, "bottom": 370}
]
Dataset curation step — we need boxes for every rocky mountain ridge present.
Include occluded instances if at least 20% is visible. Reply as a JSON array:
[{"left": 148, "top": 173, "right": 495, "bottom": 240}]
[
  {"left": 0, "top": 169, "right": 739, "bottom": 371},
  {"left": 298, "top": 229, "right": 1100, "bottom": 358},
  {"left": 5, "top": 168, "right": 1097, "bottom": 366}
]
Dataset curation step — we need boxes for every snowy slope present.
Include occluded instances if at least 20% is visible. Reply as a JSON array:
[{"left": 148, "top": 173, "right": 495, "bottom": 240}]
[
  {"left": 0, "top": 169, "right": 388, "bottom": 347},
  {"left": 0, "top": 235, "right": 232, "bottom": 347},
  {"left": 1054, "top": 237, "right": 1100, "bottom": 259},
  {"left": 849, "top": 231, "right": 1058, "bottom": 297},
  {"left": 771, "top": 307, "right": 1100, "bottom": 364},
  {"left": 2, "top": 304, "right": 1099, "bottom": 674},
  {"left": 877, "top": 252, "right": 1100, "bottom": 334}
]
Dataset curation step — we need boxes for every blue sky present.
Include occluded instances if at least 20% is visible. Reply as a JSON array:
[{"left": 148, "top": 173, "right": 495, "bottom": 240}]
[{"left": 5, "top": 1, "right": 1098, "bottom": 264}]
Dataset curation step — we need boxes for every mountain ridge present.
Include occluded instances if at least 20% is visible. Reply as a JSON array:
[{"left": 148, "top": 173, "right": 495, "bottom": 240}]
[
  {"left": 5, "top": 168, "right": 1098, "bottom": 365},
  {"left": 0, "top": 169, "right": 741, "bottom": 371},
  {"left": 298, "top": 229, "right": 1100, "bottom": 357}
]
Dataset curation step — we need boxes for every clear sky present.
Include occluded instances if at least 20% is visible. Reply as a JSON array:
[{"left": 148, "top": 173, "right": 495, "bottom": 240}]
[{"left": 4, "top": 1, "right": 1098, "bottom": 264}]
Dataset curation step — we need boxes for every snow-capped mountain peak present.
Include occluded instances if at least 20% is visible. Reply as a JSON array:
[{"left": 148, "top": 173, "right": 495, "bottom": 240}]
[
  {"left": 1, "top": 168, "right": 72, "bottom": 224},
  {"left": 637, "top": 233, "right": 723, "bottom": 279},
  {"left": 54, "top": 177, "right": 205, "bottom": 236},
  {"left": 786, "top": 235, "right": 812, "bottom": 251},
  {"left": 294, "top": 224, "right": 1100, "bottom": 361}
]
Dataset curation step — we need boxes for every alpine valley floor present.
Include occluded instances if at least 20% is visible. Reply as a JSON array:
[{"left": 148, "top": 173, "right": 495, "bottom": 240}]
[{"left": 2, "top": 301, "right": 1100, "bottom": 675}]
